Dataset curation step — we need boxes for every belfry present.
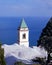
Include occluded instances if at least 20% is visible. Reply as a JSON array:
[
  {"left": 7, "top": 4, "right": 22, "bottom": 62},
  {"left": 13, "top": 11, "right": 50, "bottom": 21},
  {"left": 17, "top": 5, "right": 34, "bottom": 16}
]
[{"left": 18, "top": 19, "right": 29, "bottom": 47}]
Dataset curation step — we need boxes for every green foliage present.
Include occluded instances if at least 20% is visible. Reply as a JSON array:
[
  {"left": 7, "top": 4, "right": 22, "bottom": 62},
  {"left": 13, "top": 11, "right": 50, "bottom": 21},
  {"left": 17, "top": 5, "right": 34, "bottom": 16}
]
[
  {"left": 33, "top": 64, "right": 41, "bottom": 65},
  {"left": 37, "top": 17, "right": 52, "bottom": 53},
  {"left": 32, "top": 57, "right": 46, "bottom": 65},
  {"left": 0, "top": 42, "right": 6, "bottom": 65},
  {"left": 14, "top": 61, "right": 25, "bottom": 65},
  {"left": 14, "top": 61, "right": 41, "bottom": 65},
  {"left": 0, "top": 42, "right": 2, "bottom": 48}
]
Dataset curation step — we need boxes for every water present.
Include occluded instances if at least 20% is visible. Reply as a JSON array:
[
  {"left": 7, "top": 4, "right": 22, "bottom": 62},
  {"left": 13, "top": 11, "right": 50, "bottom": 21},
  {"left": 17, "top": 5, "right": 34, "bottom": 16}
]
[{"left": 0, "top": 17, "right": 50, "bottom": 46}]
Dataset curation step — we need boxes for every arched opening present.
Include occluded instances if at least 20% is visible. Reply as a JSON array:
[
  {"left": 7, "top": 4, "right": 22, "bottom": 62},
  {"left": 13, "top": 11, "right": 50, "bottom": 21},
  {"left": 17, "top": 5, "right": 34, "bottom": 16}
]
[{"left": 22, "top": 33, "right": 26, "bottom": 39}]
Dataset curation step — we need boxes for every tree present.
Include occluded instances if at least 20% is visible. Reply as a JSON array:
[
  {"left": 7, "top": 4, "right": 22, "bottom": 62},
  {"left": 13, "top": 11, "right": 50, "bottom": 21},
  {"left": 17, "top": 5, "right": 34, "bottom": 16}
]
[
  {"left": 0, "top": 42, "right": 6, "bottom": 65},
  {"left": 37, "top": 17, "right": 52, "bottom": 53},
  {"left": 37, "top": 17, "right": 52, "bottom": 64},
  {"left": 32, "top": 57, "right": 46, "bottom": 65}
]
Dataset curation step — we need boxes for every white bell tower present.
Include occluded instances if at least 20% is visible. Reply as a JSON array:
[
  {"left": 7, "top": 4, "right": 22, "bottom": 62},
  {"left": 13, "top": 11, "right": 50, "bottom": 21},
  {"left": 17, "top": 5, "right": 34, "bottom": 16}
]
[{"left": 18, "top": 19, "right": 29, "bottom": 47}]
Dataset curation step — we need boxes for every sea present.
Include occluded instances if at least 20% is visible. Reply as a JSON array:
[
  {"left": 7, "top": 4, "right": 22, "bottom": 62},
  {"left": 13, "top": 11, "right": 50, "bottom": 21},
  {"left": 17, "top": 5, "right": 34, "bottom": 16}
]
[{"left": 0, "top": 17, "right": 50, "bottom": 46}]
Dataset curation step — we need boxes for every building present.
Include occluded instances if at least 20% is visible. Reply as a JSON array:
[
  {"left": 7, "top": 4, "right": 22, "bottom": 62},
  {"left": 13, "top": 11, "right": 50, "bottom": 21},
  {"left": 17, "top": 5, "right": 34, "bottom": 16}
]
[{"left": 18, "top": 19, "right": 29, "bottom": 47}]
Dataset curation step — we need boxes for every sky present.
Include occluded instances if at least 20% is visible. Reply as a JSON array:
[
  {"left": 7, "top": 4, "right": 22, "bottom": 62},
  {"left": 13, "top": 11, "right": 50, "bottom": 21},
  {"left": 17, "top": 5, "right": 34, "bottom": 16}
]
[{"left": 0, "top": 0, "right": 52, "bottom": 17}]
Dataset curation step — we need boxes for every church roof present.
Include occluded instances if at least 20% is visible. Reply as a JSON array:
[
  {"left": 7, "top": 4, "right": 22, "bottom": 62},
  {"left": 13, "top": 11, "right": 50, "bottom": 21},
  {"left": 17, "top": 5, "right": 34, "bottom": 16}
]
[{"left": 20, "top": 19, "right": 28, "bottom": 28}]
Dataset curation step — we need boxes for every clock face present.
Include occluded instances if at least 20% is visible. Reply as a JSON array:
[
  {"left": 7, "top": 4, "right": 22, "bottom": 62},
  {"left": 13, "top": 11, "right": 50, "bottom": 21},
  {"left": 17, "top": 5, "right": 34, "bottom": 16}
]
[{"left": 50, "top": 53, "right": 52, "bottom": 57}]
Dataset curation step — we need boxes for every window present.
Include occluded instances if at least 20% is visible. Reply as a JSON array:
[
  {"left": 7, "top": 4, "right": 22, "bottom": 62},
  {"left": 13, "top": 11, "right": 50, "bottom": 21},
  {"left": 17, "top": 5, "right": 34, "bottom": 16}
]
[{"left": 23, "top": 33, "right": 26, "bottom": 39}]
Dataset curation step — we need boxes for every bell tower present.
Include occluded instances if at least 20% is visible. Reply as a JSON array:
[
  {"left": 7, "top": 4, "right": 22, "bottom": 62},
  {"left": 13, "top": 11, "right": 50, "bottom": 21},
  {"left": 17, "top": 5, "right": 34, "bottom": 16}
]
[{"left": 18, "top": 19, "right": 29, "bottom": 47}]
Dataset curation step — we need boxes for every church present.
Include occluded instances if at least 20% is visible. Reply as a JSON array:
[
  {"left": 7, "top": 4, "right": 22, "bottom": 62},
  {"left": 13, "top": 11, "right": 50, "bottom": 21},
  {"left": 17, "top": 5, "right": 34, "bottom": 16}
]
[{"left": 18, "top": 19, "right": 29, "bottom": 47}]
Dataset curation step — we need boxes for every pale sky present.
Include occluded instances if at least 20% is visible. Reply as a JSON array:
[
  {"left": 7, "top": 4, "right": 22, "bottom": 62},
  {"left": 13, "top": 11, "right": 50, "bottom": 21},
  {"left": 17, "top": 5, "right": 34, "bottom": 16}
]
[{"left": 0, "top": 0, "right": 52, "bottom": 17}]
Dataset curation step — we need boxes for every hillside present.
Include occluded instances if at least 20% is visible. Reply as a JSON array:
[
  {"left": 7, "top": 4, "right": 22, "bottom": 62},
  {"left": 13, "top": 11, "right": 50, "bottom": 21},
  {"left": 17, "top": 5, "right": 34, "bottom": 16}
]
[{"left": 37, "top": 17, "right": 52, "bottom": 53}]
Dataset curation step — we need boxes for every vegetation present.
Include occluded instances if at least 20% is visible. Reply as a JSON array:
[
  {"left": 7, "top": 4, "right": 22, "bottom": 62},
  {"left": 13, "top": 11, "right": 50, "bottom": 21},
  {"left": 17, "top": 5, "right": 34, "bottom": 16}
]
[
  {"left": 37, "top": 17, "right": 52, "bottom": 64},
  {"left": 14, "top": 61, "right": 41, "bottom": 65},
  {"left": 0, "top": 42, "right": 6, "bottom": 65},
  {"left": 32, "top": 57, "right": 46, "bottom": 65},
  {"left": 14, "top": 61, "right": 25, "bottom": 65},
  {"left": 37, "top": 17, "right": 52, "bottom": 52}
]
